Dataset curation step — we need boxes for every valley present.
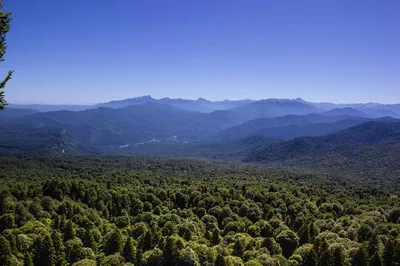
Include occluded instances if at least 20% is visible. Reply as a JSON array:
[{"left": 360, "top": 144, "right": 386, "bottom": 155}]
[{"left": 2, "top": 0, "right": 400, "bottom": 264}]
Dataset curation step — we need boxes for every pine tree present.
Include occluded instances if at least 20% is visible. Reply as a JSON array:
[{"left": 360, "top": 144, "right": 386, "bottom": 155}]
[
  {"left": 0, "top": 236, "right": 12, "bottom": 265},
  {"left": 277, "top": 229, "right": 299, "bottom": 258},
  {"left": 33, "top": 235, "right": 56, "bottom": 266},
  {"left": 8, "top": 233, "right": 18, "bottom": 255},
  {"left": 136, "top": 248, "right": 143, "bottom": 265},
  {"left": 332, "top": 244, "right": 346, "bottom": 266},
  {"left": 104, "top": 229, "right": 124, "bottom": 255},
  {"left": 84, "top": 229, "right": 98, "bottom": 252},
  {"left": 179, "top": 246, "right": 201, "bottom": 266},
  {"left": 23, "top": 252, "right": 34, "bottom": 266},
  {"left": 369, "top": 252, "right": 383, "bottom": 266},
  {"left": 52, "top": 230, "right": 66, "bottom": 266},
  {"left": 163, "top": 236, "right": 184, "bottom": 266},
  {"left": 232, "top": 237, "right": 247, "bottom": 257},
  {"left": 0, "top": 0, "right": 13, "bottom": 110},
  {"left": 351, "top": 245, "right": 368, "bottom": 266},
  {"left": 368, "top": 234, "right": 381, "bottom": 258},
  {"left": 215, "top": 253, "right": 226, "bottom": 266},
  {"left": 320, "top": 249, "right": 334, "bottom": 266},
  {"left": 303, "top": 248, "right": 319, "bottom": 266},
  {"left": 211, "top": 229, "right": 221, "bottom": 245},
  {"left": 142, "top": 230, "right": 153, "bottom": 251},
  {"left": 123, "top": 237, "right": 137, "bottom": 263},
  {"left": 64, "top": 220, "right": 76, "bottom": 241},
  {"left": 383, "top": 240, "right": 394, "bottom": 266}
]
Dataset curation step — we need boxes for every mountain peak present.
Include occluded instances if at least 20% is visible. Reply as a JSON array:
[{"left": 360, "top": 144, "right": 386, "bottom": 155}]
[
  {"left": 128, "top": 95, "right": 154, "bottom": 101},
  {"left": 294, "top": 97, "right": 307, "bottom": 103},
  {"left": 197, "top": 97, "right": 211, "bottom": 102}
]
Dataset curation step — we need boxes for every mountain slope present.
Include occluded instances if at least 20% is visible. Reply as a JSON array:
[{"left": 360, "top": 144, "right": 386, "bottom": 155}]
[
  {"left": 0, "top": 124, "right": 93, "bottom": 154},
  {"left": 0, "top": 108, "right": 39, "bottom": 123},
  {"left": 230, "top": 99, "right": 320, "bottom": 122},
  {"left": 244, "top": 120, "right": 400, "bottom": 173},
  {"left": 96, "top": 95, "right": 156, "bottom": 109},
  {"left": 11, "top": 103, "right": 239, "bottom": 147},
  {"left": 7, "top": 104, "right": 93, "bottom": 112},
  {"left": 311, "top": 102, "right": 400, "bottom": 118},
  {"left": 216, "top": 114, "right": 362, "bottom": 140},
  {"left": 357, "top": 108, "right": 400, "bottom": 118},
  {"left": 322, "top": 107, "right": 368, "bottom": 117},
  {"left": 254, "top": 118, "right": 372, "bottom": 140}
]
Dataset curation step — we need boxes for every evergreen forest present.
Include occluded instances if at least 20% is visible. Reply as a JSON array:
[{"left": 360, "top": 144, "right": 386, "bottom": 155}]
[{"left": 0, "top": 156, "right": 399, "bottom": 266}]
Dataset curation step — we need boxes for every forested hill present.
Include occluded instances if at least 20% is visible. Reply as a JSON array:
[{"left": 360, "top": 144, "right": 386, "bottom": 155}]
[
  {"left": 0, "top": 124, "right": 93, "bottom": 154},
  {"left": 244, "top": 121, "right": 400, "bottom": 176},
  {"left": 0, "top": 156, "right": 399, "bottom": 265},
  {"left": 10, "top": 103, "right": 239, "bottom": 146},
  {"left": 216, "top": 114, "right": 372, "bottom": 141}
]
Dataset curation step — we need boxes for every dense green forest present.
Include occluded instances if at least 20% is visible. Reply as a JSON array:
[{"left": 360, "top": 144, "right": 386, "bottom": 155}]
[{"left": 1, "top": 156, "right": 399, "bottom": 266}]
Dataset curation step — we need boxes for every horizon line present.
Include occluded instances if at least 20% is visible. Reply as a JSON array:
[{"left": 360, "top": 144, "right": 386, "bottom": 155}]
[{"left": 7, "top": 95, "right": 397, "bottom": 106}]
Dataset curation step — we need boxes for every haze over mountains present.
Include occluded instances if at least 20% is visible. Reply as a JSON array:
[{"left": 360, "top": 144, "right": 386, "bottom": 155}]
[
  {"left": 9, "top": 95, "right": 400, "bottom": 116},
  {"left": 2, "top": 95, "right": 400, "bottom": 175},
  {"left": 244, "top": 120, "right": 400, "bottom": 176}
]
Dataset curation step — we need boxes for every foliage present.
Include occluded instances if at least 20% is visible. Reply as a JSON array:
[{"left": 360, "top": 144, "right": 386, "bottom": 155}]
[
  {"left": 0, "top": 0, "right": 13, "bottom": 110},
  {"left": 0, "top": 156, "right": 399, "bottom": 265}
]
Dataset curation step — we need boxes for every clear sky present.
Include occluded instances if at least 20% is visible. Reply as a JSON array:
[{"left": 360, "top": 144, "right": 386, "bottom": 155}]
[{"left": 3, "top": 0, "right": 400, "bottom": 104}]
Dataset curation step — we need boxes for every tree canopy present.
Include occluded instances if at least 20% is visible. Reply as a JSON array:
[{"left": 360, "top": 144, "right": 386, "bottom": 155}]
[{"left": 0, "top": 155, "right": 399, "bottom": 265}]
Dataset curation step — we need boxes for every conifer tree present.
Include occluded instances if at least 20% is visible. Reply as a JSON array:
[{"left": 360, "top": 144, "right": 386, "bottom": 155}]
[
  {"left": 104, "top": 229, "right": 124, "bottom": 255},
  {"left": 0, "top": 236, "right": 12, "bottom": 265},
  {"left": 52, "top": 230, "right": 67, "bottom": 266},
  {"left": 320, "top": 249, "right": 334, "bottom": 266},
  {"left": 142, "top": 230, "right": 153, "bottom": 251},
  {"left": 23, "top": 252, "right": 34, "bottom": 266},
  {"left": 233, "top": 237, "right": 247, "bottom": 257},
  {"left": 163, "top": 236, "right": 185, "bottom": 266},
  {"left": 123, "top": 237, "right": 137, "bottom": 263},
  {"left": 33, "top": 235, "right": 56, "bottom": 266},
  {"left": 351, "top": 245, "right": 369, "bottom": 266},
  {"left": 369, "top": 252, "right": 383, "bottom": 266},
  {"left": 331, "top": 244, "right": 346, "bottom": 266},
  {"left": 64, "top": 220, "right": 77, "bottom": 241},
  {"left": 0, "top": 0, "right": 13, "bottom": 110},
  {"left": 382, "top": 239, "right": 398, "bottom": 266}
]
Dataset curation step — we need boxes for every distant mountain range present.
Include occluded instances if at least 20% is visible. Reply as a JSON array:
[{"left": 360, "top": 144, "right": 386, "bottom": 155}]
[
  {"left": 7, "top": 103, "right": 239, "bottom": 148},
  {"left": 2, "top": 96, "right": 400, "bottom": 176},
  {"left": 95, "top": 95, "right": 255, "bottom": 113},
  {"left": 8, "top": 95, "right": 400, "bottom": 118}
]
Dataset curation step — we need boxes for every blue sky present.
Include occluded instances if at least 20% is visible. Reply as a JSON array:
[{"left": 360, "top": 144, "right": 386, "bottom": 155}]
[{"left": 3, "top": 0, "right": 400, "bottom": 104}]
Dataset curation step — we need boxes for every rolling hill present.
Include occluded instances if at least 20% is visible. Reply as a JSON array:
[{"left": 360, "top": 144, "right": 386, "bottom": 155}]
[
  {"left": 215, "top": 114, "right": 365, "bottom": 140},
  {"left": 244, "top": 120, "right": 400, "bottom": 174},
  {"left": 10, "top": 103, "right": 240, "bottom": 147},
  {"left": 0, "top": 124, "right": 93, "bottom": 154},
  {"left": 253, "top": 118, "right": 373, "bottom": 140},
  {"left": 7, "top": 104, "right": 93, "bottom": 112},
  {"left": 230, "top": 98, "right": 320, "bottom": 122},
  {"left": 321, "top": 107, "right": 368, "bottom": 117},
  {"left": 0, "top": 108, "right": 39, "bottom": 123}
]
